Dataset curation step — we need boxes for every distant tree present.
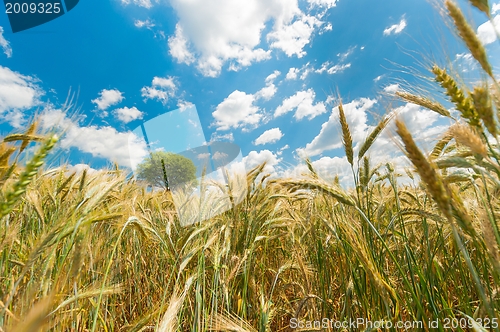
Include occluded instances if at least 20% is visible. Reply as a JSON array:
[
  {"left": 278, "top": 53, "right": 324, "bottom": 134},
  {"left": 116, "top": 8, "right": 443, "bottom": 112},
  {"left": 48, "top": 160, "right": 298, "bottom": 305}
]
[{"left": 136, "top": 151, "right": 197, "bottom": 190}]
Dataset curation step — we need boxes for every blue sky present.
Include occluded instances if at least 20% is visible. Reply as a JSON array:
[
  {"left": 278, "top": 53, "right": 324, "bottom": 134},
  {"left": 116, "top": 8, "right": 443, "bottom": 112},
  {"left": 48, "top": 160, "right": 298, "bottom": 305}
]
[{"left": 0, "top": 0, "right": 499, "bottom": 184}]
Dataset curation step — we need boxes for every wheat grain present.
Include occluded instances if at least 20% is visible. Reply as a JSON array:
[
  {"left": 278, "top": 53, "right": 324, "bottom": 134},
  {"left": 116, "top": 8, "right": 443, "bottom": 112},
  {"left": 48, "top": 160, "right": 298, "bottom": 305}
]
[
  {"left": 396, "top": 91, "right": 451, "bottom": 117},
  {"left": 338, "top": 102, "right": 354, "bottom": 166},
  {"left": 469, "top": 0, "right": 490, "bottom": 15},
  {"left": 396, "top": 118, "right": 453, "bottom": 221},
  {"left": 446, "top": 0, "right": 493, "bottom": 77},
  {"left": 471, "top": 85, "right": 497, "bottom": 137},
  {"left": 449, "top": 123, "right": 488, "bottom": 157},
  {"left": 432, "top": 65, "right": 480, "bottom": 127}
]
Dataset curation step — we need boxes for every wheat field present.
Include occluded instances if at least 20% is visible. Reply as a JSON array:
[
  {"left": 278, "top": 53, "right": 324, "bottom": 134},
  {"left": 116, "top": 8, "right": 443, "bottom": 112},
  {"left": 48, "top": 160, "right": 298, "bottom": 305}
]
[{"left": 1, "top": 1, "right": 500, "bottom": 331}]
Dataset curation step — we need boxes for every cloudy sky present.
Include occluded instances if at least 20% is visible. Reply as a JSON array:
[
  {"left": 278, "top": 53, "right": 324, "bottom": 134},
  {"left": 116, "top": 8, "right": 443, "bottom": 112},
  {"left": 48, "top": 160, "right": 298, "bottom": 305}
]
[{"left": 0, "top": 0, "right": 499, "bottom": 184}]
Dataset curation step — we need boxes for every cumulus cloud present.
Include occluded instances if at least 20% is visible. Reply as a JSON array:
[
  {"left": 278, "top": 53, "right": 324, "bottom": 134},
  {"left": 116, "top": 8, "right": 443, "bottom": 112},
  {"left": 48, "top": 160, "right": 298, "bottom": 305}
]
[
  {"left": 39, "top": 108, "right": 148, "bottom": 168},
  {"left": 291, "top": 99, "right": 451, "bottom": 188},
  {"left": 0, "top": 27, "right": 12, "bottom": 58},
  {"left": 255, "top": 70, "right": 280, "bottom": 100},
  {"left": 213, "top": 90, "right": 262, "bottom": 131},
  {"left": 91, "top": 89, "right": 124, "bottom": 114},
  {"left": 267, "top": 15, "right": 323, "bottom": 58},
  {"left": 286, "top": 67, "right": 300, "bottom": 80},
  {"left": 493, "top": 3, "right": 500, "bottom": 14},
  {"left": 0, "top": 66, "right": 43, "bottom": 128},
  {"left": 168, "top": 24, "right": 196, "bottom": 65},
  {"left": 477, "top": 14, "right": 500, "bottom": 45},
  {"left": 141, "top": 76, "right": 176, "bottom": 104},
  {"left": 167, "top": 0, "right": 332, "bottom": 77},
  {"left": 383, "top": 84, "right": 400, "bottom": 93},
  {"left": 274, "top": 89, "right": 327, "bottom": 120},
  {"left": 113, "top": 106, "right": 144, "bottom": 124},
  {"left": 168, "top": 0, "right": 295, "bottom": 76},
  {"left": 65, "top": 164, "right": 98, "bottom": 175},
  {"left": 242, "top": 149, "right": 281, "bottom": 176},
  {"left": 383, "top": 18, "right": 407, "bottom": 36},
  {"left": 210, "top": 132, "right": 234, "bottom": 142},
  {"left": 254, "top": 127, "right": 283, "bottom": 145},
  {"left": 283, "top": 155, "right": 353, "bottom": 186},
  {"left": 177, "top": 100, "right": 194, "bottom": 111},
  {"left": 255, "top": 84, "right": 277, "bottom": 100}
]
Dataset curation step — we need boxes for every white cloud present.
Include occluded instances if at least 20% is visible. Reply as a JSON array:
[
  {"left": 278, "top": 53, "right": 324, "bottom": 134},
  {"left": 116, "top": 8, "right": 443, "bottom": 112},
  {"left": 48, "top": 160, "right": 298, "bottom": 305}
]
[
  {"left": 177, "top": 100, "right": 194, "bottom": 111},
  {"left": 267, "top": 14, "right": 322, "bottom": 58},
  {"left": 383, "top": 18, "right": 407, "bottom": 36},
  {"left": 0, "top": 27, "right": 12, "bottom": 58},
  {"left": 168, "top": 24, "right": 196, "bottom": 65},
  {"left": 254, "top": 127, "right": 284, "bottom": 145},
  {"left": 213, "top": 90, "right": 262, "bottom": 131},
  {"left": 167, "top": 0, "right": 332, "bottom": 77},
  {"left": 283, "top": 156, "right": 353, "bottom": 186},
  {"left": 315, "top": 61, "right": 330, "bottom": 74},
  {"left": 120, "top": 0, "right": 155, "bottom": 9},
  {"left": 255, "top": 84, "right": 277, "bottom": 100},
  {"left": 477, "top": 14, "right": 500, "bottom": 45},
  {"left": 255, "top": 70, "right": 280, "bottom": 100},
  {"left": 66, "top": 164, "right": 98, "bottom": 175},
  {"left": 141, "top": 76, "right": 176, "bottom": 104},
  {"left": 242, "top": 149, "right": 281, "bottom": 176},
  {"left": 297, "top": 98, "right": 376, "bottom": 157},
  {"left": 286, "top": 67, "right": 300, "bottom": 80},
  {"left": 290, "top": 100, "right": 452, "bottom": 188},
  {"left": 265, "top": 70, "right": 281, "bottom": 83},
  {"left": 168, "top": 0, "right": 296, "bottom": 77},
  {"left": 113, "top": 106, "right": 144, "bottom": 124},
  {"left": 373, "top": 75, "right": 384, "bottom": 82},
  {"left": 493, "top": 3, "right": 500, "bottom": 15},
  {"left": 276, "top": 144, "right": 289, "bottom": 156},
  {"left": 91, "top": 89, "right": 124, "bottom": 114},
  {"left": 321, "top": 22, "right": 333, "bottom": 33},
  {"left": 39, "top": 108, "right": 148, "bottom": 168},
  {"left": 274, "top": 89, "right": 326, "bottom": 120},
  {"left": 0, "top": 66, "right": 43, "bottom": 128},
  {"left": 383, "top": 84, "right": 400, "bottom": 93},
  {"left": 134, "top": 19, "right": 155, "bottom": 29},
  {"left": 210, "top": 132, "right": 234, "bottom": 142},
  {"left": 327, "top": 63, "right": 351, "bottom": 74}
]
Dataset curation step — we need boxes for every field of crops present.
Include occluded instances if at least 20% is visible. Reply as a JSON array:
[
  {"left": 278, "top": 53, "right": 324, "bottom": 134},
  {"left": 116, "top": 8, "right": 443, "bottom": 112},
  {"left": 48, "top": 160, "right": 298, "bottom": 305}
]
[{"left": 1, "top": 1, "right": 500, "bottom": 331}]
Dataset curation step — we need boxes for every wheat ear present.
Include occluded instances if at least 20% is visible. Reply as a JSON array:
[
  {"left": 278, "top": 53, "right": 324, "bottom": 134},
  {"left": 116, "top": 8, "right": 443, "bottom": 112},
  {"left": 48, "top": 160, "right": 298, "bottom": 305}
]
[
  {"left": 446, "top": 0, "right": 493, "bottom": 78},
  {"left": 338, "top": 102, "right": 354, "bottom": 166}
]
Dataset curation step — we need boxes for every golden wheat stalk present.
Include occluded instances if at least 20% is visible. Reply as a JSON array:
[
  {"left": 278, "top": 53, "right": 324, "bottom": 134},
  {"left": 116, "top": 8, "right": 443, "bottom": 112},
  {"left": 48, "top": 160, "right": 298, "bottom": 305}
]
[
  {"left": 471, "top": 85, "right": 497, "bottom": 137},
  {"left": 432, "top": 65, "right": 480, "bottom": 127},
  {"left": 395, "top": 118, "right": 453, "bottom": 221},
  {"left": 446, "top": 0, "right": 493, "bottom": 78},
  {"left": 0, "top": 135, "right": 58, "bottom": 218},
  {"left": 358, "top": 113, "right": 393, "bottom": 160},
  {"left": 396, "top": 91, "right": 451, "bottom": 118},
  {"left": 338, "top": 102, "right": 354, "bottom": 166},
  {"left": 449, "top": 123, "right": 488, "bottom": 157},
  {"left": 469, "top": 0, "right": 490, "bottom": 15}
]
